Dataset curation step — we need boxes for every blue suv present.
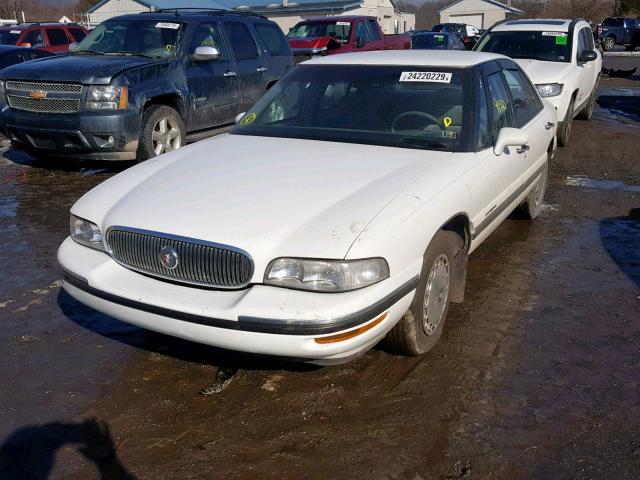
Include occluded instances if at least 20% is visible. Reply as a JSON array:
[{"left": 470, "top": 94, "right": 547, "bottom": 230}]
[{"left": 0, "top": 10, "right": 294, "bottom": 161}]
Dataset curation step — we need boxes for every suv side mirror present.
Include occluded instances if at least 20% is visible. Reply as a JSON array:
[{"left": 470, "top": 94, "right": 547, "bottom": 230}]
[
  {"left": 69, "top": 42, "right": 79, "bottom": 51},
  {"left": 493, "top": 127, "right": 529, "bottom": 155},
  {"left": 354, "top": 36, "right": 365, "bottom": 48},
  {"left": 579, "top": 50, "right": 598, "bottom": 63},
  {"left": 193, "top": 46, "right": 220, "bottom": 62}
]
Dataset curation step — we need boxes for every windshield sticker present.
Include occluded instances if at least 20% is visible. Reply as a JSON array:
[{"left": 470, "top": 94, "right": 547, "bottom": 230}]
[
  {"left": 240, "top": 112, "right": 256, "bottom": 126},
  {"left": 555, "top": 35, "right": 568, "bottom": 45},
  {"left": 493, "top": 99, "right": 507, "bottom": 113},
  {"left": 443, "top": 116, "right": 452, "bottom": 128},
  {"left": 336, "top": 21, "right": 351, "bottom": 26},
  {"left": 155, "top": 22, "right": 180, "bottom": 29},
  {"left": 399, "top": 72, "right": 452, "bottom": 83},
  {"left": 541, "top": 31, "right": 565, "bottom": 36},
  {"left": 10, "top": 30, "right": 20, "bottom": 34},
  {"left": 442, "top": 130, "right": 457, "bottom": 139}
]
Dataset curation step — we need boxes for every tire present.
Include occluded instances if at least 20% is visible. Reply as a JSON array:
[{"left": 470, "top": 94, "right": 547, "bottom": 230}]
[
  {"left": 516, "top": 156, "right": 549, "bottom": 220},
  {"left": 137, "top": 105, "right": 185, "bottom": 161},
  {"left": 557, "top": 97, "right": 575, "bottom": 147},
  {"left": 385, "top": 230, "right": 463, "bottom": 356},
  {"left": 603, "top": 37, "right": 615, "bottom": 51}
]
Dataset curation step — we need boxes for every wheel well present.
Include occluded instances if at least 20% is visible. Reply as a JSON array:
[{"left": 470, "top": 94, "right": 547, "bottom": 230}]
[
  {"left": 143, "top": 94, "right": 186, "bottom": 119},
  {"left": 441, "top": 214, "right": 470, "bottom": 304}
]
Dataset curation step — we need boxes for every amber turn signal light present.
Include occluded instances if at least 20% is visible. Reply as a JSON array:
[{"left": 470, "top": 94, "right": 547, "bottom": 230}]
[{"left": 314, "top": 312, "right": 388, "bottom": 344}]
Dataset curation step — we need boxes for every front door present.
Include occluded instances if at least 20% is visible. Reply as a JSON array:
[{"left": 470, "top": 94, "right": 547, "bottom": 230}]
[
  {"left": 186, "top": 22, "right": 239, "bottom": 130},
  {"left": 223, "top": 20, "right": 268, "bottom": 113}
]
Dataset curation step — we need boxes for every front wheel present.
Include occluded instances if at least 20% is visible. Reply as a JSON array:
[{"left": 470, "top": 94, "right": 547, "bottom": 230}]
[
  {"left": 137, "top": 105, "right": 186, "bottom": 161},
  {"left": 385, "top": 231, "right": 463, "bottom": 356},
  {"left": 603, "top": 37, "right": 615, "bottom": 51}
]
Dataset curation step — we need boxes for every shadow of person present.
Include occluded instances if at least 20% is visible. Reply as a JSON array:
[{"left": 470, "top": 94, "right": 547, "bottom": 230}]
[
  {"left": 0, "top": 419, "right": 135, "bottom": 480},
  {"left": 599, "top": 208, "right": 640, "bottom": 288}
]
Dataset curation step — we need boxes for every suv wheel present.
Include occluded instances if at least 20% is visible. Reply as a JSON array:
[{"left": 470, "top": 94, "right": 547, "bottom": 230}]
[
  {"left": 603, "top": 37, "right": 615, "bottom": 51},
  {"left": 137, "top": 105, "right": 185, "bottom": 161},
  {"left": 557, "top": 97, "right": 575, "bottom": 147}
]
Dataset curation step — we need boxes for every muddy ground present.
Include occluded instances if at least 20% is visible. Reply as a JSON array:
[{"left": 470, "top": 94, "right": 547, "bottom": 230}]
[{"left": 1, "top": 56, "right": 639, "bottom": 480}]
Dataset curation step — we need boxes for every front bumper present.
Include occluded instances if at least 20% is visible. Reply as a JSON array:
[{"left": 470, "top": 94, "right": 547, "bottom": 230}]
[
  {"left": 57, "top": 237, "right": 418, "bottom": 363},
  {"left": 1, "top": 107, "right": 140, "bottom": 160}
]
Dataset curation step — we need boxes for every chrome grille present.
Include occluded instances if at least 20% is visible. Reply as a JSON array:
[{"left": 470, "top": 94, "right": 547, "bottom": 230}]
[
  {"left": 6, "top": 81, "right": 82, "bottom": 93},
  {"left": 106, "top": 228, "right": 254, "bottom": 288},
  {"left": 7, "top": 95, "right": 80, "bottom": 113}
]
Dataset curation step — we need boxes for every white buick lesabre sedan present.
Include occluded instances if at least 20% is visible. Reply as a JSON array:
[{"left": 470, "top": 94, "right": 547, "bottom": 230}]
[{"left": 58, "top": 51, "right": 556, "bottom": 364}]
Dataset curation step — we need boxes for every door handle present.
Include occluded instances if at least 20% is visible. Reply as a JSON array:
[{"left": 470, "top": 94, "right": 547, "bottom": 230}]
[
  {"left": 256, "top": 66, "right": 268, "bottom": 72},
  {"left": 516, "top": 145, "right": 530, "bottom": 154},
  {"left": 223, "top": 71, "right": 237, "bottom": 77},
  {"left": 545, "top": 122, "right": 555, "bottom": 130}
]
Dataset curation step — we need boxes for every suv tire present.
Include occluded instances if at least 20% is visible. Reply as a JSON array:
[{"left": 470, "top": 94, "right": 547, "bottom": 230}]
[
  {"left": 557, "top": 97, "right": 575, "bottom": 147},
  {"left": 603, "top": 37, "right": 615, "bottom": 51},
  {"left": 137, "top": 105, "right": 185, "bottom": 161},
  {"left": 385, "top": 230, "right": 463, "bottom": 356}
]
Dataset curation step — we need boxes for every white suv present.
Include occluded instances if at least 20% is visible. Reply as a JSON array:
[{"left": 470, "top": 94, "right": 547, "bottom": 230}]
[{"left": 475, "top": 19, "right": 602, "bottom": 146}]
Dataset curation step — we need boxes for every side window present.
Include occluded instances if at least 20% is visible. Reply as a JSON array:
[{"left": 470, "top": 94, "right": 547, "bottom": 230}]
[
  {"left": 355, "top": 21, "right": 368, "bottom": 42},
  {"left": 190, "top": 22, "right": 226, "bottom": 59},
  {"left": 254, "top": 23, "right": 289, "bottom": 56},
  {"left": 46, "top": 28, "right": 70, "bottom": 46},
  {"left": 22, "top": 29, "right": 43, "bottom": 46},
  {"left": 368, "top": 20, "right": 381, "bottom": 41},
  {"left": 486, "top": 71, "right": 514, "bottom": 143},
  {"left": 502, "top": 69, "right": 543, "bottom": 127},
  {"left": 223, "top": 22, "right": 258, "bottom": 60},
  {"left": 69, "top": 28, "right": 87, "bottom": 42},
  {"left": 577, "top": 28, "right": 588, "bottom": 56},
  {"left": 477, "top": 76, "right": 491, "bottom": 150},
  {"left": 581, "top": 27, "right": 594, "bottom": 51}
]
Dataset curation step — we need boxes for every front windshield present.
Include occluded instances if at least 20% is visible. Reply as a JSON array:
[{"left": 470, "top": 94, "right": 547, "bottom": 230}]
[
  {"left": 476, "top": 30, "right": 571, "bottom": 63},
  {"left": 74, "top": 20, "right": 184, "bottom": 58},
  {"left": 287, "top": 21, "right": 352, "bottom": 43},
  {"left": 0, "top": 30, "right": 20, "bottom": 45},
  {"left": 232, "top": 65, "right": 470, "bottom": 152},
  {"left": 412, "top": 34, "right": 447, "bottom": 49}
]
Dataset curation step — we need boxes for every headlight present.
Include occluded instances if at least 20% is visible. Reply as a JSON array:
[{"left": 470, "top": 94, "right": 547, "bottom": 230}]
[
  {"left": 70, "top": 215, "right": 105, "bottom": 251},
  {"left": 536, "top": 83, "right": 563, "bottom": 98},
  {"left": 264, "top": 257, "right": 389, "bottom": 292},
  {"left": 86, "top": 85, "right": 128, "bottom": 110}
]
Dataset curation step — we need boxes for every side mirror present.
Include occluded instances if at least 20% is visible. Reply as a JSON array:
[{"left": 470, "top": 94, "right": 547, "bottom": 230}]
[
  {"left": 579, "top": 50, "right": 598, "bottom": 63},
  {"left": 69, "top": 42, "right": 79, "bottom": 52},
  {"left": 192, "top": 46, "right": 220, "bottom": 62},
  {"left": 354, "top": 36, "right": 365, "bottom": 48},
  {"left": 493, "top": 127, "right": 529, "bottom": 155},
  {"left": 235, "top": 112, "right": 246, "bottom": 123}
]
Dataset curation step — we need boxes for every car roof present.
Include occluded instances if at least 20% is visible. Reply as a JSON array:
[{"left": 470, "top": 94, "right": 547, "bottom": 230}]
[
  {"left": 111, "top": 11, "right": 268, "bottom": 22},
  {"left": 493, "top": 18, "right": 581, "bottom": 32},
  {"left": 303, "top": 50, "right": 506, "bottom": 67},
  {"left": 296, "top": 16, "right": 375, "bottom": 22},
  {"left": 414, "top": 31, "right": 452, "bottom": 36},
  {"left": 0, "top": 22, "right": 81, "bottom": 30}
]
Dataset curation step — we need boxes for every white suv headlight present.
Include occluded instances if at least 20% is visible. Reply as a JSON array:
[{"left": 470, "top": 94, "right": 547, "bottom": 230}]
[
  {"left": 70, "top": 215, "right": 105, "bottom": 251},
  {"left": 86, "top": 85, "right": 128, "bottom": 110},
  {"left": 264, "top": 258, "right": 389, "bottom": 292},
  {"left": 536, "top": 83, "right": 563, "bottom": 98}
]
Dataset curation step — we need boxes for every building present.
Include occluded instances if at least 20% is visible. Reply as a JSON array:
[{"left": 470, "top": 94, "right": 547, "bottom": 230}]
[
  {"left": 437, "top": 0, "right": 524, "bottom": 30},
  {"left": 87, "top": 0, "right": 414, "bottom": 34}
]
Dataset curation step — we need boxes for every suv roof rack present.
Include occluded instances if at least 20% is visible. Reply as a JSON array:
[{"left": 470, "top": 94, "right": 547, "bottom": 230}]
[{"left": 145, "top": 8, "right": 266, "bottom": 19}]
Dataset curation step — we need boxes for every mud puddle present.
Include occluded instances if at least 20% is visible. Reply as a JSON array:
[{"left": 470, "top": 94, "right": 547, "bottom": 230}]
[{"left": 565, "top": 175, "right": 640, "bottom": 192}]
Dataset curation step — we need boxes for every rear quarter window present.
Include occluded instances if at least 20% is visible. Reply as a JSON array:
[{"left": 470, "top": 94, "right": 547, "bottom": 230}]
[
  {"left": 254, "top": 23, "right": 290, "bottom": 56},
  {"left": 46, "top": 28, "right": 71, "bottom": 46},
  {"left": 68, "top": 28, "right": 87, "bottom": 42}
]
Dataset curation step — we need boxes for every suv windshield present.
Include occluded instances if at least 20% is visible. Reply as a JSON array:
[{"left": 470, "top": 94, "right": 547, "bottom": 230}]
[
  {"left": 476, "top": 30, "right": 571, "bottom": 62},
  {"left": 287, "top": 21, "right": 352, "bottom": 43},
  {"left": 232, "top": 65, "right": 471, "bottom": 152},
  {"left": 0, "top": 29, "right": 21, "bottom": 45},
  {"left": 74, "top": 20, "right": 184, "bottom": 58}
]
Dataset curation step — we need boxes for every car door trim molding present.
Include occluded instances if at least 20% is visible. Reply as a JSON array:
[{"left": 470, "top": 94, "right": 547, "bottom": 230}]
[{"left": 61, "top": 267, "right": 419, "bottom": 336}]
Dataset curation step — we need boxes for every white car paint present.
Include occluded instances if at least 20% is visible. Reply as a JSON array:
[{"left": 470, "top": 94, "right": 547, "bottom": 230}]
[
  {"left": 489, "top": 19, "right": 602, "bottom": 124},
  {"left": 58, "top": 50, "right": 556, "bottom": 363}
]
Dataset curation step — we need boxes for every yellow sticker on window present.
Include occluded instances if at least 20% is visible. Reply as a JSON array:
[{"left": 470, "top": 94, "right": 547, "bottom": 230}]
[
  {"left": 443, "top": 116, "right": 452, "bottom": 128},
  {"left": 240, "top": 112, "right": 256, "bottom": 126},
  {"left": 493, "top": 99, "right": 507, "bottom": 113}
]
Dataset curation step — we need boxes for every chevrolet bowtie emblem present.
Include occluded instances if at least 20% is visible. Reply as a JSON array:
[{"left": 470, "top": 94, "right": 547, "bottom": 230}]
[{"left": 29, "top": 90, "right": 47, "bottom": 100}]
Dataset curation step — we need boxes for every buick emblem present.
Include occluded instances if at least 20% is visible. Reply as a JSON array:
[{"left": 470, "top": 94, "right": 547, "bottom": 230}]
[
  {"left": 159, "top": 246, "right": 178, "bottom": 270},
  {"left": 29, "top": 90, "right": 47, "bottom": 100}
]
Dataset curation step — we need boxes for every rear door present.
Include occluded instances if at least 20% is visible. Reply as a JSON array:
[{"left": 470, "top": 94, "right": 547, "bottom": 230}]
[
  {"left": 223, "top": 20, "right": 268, "bottom": 112},
  {"left": 186, "top": 21, "right": 239, "bottom": 129},
  {"left": 43, "top": 27, "right": 72, "bottom": 53},
  {"left": 252, "top": 21, "right": 294, "bottom": 82},
  {"left": 575, "top": 26, "right": 598, "bottom": 109}
]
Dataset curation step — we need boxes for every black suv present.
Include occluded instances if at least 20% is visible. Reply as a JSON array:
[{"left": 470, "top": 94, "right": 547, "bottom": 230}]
[
  {"left": 597, "top": 17, "right": 640, "bottom": 51},
  {"left": 0, "top": 10, "right": 294, "bottom": 161}
]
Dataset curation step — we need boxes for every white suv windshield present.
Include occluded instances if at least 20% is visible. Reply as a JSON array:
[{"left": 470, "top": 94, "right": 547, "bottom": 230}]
[
  {"left": 74, "top": 20, "right": 184, "bottom": 58},
  {"left": 232, "top": 65, "right": 471, "bottom": 152},
  {"left": 477, "top": 30, "right": 571, "bottom": 63}
]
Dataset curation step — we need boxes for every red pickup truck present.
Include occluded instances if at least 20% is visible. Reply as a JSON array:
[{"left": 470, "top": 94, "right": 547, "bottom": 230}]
[{"left": 286, "top": 16, "right": 411, "bottom": 59}]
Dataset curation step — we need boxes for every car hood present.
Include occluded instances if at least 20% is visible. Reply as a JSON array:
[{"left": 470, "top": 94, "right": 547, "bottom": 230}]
[
  {"left": 0, "top": 54, "right": 157, "bottom": 84},
  {"left": 72, "top": 134, "right": 449, "bottom": 276},
  {"left": 513, "top": 59, "right": 573, "bottom": 85}
]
